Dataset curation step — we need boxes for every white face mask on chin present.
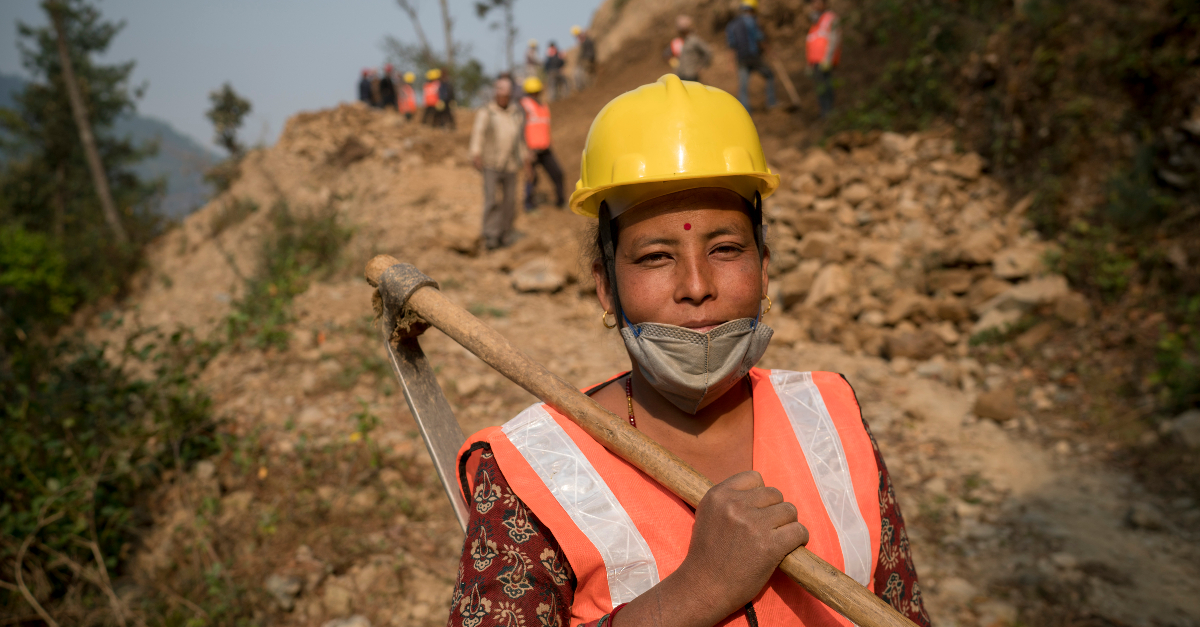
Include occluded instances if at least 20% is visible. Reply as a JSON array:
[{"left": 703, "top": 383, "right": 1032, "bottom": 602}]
[{"left": 620, "top": 317, "right": 773, "bottom": 414}]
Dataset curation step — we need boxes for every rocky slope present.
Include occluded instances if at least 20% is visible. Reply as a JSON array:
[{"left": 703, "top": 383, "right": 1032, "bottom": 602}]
[{"left": 96, "top": 96, "right": 1200, "bottom": 627}]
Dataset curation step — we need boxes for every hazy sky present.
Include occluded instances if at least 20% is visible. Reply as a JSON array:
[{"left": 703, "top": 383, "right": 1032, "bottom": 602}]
[{"left": 0, "top": 0, "right": 604, "bottom": 152}]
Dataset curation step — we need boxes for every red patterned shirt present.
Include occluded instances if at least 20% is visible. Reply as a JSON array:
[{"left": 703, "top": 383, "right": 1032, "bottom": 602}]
[{"left": 447, "top": 419, "right": 931, "bottom": 627}]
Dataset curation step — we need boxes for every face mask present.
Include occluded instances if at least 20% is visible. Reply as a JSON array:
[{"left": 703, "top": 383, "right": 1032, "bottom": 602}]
[{"left": 620, "top": 317, "right": 773, "bottom": 414}]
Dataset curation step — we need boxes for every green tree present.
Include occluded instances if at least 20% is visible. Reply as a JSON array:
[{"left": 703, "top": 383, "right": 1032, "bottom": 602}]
[
  {"left": 205, "top": 82, "right": 251, "bottom": 157},
  {"left": 0, "top": 0, "right": 161, "bottom": 313}
]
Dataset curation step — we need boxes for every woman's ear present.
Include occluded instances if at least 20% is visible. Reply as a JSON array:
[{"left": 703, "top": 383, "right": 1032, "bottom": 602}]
[{"left": 592, "top": 259, "right": 615, "bottom": 313}]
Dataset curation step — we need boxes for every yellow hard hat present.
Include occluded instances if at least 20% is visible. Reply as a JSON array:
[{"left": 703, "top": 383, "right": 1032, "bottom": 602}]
[
  {"left": 404, "top": 72, "right": 415, "bottom": 83},
  {"left": 528, "top": 39, "right": 538, "bottom": 48},
  {"left": 425, "top": 68, "right": 441, "bottom": 81},
  {"left": 523, "top": 76, "right": 544, "bottom": 94},
  {"left": 741, "top": 0, "right": 759, "bottom": 8},
  {"left": 569, "top": 74, "right": 779, "bottom": 219},
  {"left": 571, "top": 25, "right": 582, "bottom": 36}
]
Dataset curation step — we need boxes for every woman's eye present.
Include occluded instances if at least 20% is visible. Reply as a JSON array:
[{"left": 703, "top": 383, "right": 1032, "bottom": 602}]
[{"left": 637, "top": 252, "right": 671, "bottom": 263}]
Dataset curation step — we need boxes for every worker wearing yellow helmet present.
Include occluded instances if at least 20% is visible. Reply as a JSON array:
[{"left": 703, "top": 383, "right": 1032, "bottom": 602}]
[
  {"left": 421, "top": 69, "right": 442, "bottom": 126},
  {"left": 524, "top": 39, "right": 542, "bottom": 86},
  {"left": 398, "top": 72, "right": 418, "bottom": 120},
  {"left": 450, "top": 75, "right": 931, "bottom": 627},
  {"left": 518, "top": 76, "right": 565, "bottom": 210}
]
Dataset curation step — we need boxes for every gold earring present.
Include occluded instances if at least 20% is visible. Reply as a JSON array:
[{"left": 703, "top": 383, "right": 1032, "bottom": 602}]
[
  {"left": 762, "top": 295, "right": 772, "bottom": 316},
  {"left": 601, "top": 310, "right": 618, "bottom": 329}
]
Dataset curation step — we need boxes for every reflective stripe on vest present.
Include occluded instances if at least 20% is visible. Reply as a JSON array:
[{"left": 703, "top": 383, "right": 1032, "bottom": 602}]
[
  {"left": 806, "top": 11, "right": 840, "bottom": 66},
  {"left": 460, "top": 369, "right": 879, "bottom": 625},
  {"left": 501, "top": 404, "right": 659, "bottom": 604},
  {"left": 520, "top": 97, "right": 552, "bottom": 151},
  {"left": 670, "top": 37, "right": 684, "bottom": 58},
  {"left": 423, "top": 80, "right": 441, "bottom": 107},
  {"left": 770, "top": 370, "right": 872, "bottom": 586}
]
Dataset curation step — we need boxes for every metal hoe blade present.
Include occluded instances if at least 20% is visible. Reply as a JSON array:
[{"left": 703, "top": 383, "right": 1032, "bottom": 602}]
[{"left": 380, "top": 315, "right": 470, "bottom": 531}]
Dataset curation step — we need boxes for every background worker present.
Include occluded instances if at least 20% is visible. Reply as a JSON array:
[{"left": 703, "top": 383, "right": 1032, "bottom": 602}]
[
  {"left": 669, "top": 14, "right": 713, "bottom": 83},
  {"left": 369, "top": 69, "right": 383, "bottom": 108},
  {"left": 544, "top": 40, "right": 567, "bottom": 101},
  {"left": 468, "top": 76, "right": 526, "bottom": 250},
  {"left": 572, "top": 26, "right": 596, "bottom": 91},
  {"left": 398, "top": 72, "right": 418, "bottom": 120},
  {"left": 519, "top": 77, "right": 565, "bottom": 211},
  {"left": 725, "top": 0, "right": 777, "bottom": 110},
  {"left": 437, "top": 68, "right": 458, "bottom": 130},
  {"left": 449, "top": 75, "right": 931, "bottom": 627},
  {"left": 524, "top": 39, "right": 541, "bottom": 83},
  {"left": 806, "top": 0, "right": 841, "bottom": 118},
  {"left": 422, "top": 68, "right": 441, "bottom": 126},
  {"left": 357, "top": 68, "right": 372, "bottom": 105},
  {"left": 379, "top": 64, "right": 397, "bottom": 110}
]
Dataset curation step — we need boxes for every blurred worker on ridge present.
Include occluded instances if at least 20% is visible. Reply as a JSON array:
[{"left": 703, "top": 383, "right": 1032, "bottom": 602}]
[
  {"left": 358, "top": 68, "right": 373, "bottom": 105},
  {"left": 572, "top": 26, "right": 596, "bottom": 91},
  {"left": 524, "top": 39, "right": 541, "bottom": 83},
  {"left": 806, "top": 0, "right": 841, "bottom": 118},
  {"left": 369, "top": 69, "right": 383, "bottom": 108},
  {"left": 725, "top": 0, "right": 777, "bottom": 110},
  {"left": 422, "top": 68, "right": 442, "bottom": 126},
  {"left": 379, "top": 64, "right": 398, "bottom": 110},
  {"left": 469, "top": 76, "right": 526, "bottom": 250},
  {"left": 544, "top": 40, "right": 567, "bottom": 101},
  {"left": 665, "top": 15, "right": 713, "bottom": 83},
  {"left": 520, "top": 76, "right": 566, "bottom": 211},
  {"left": 399, "top": 72, "right": 418, "bottom": 121},
  {"left": 437, "top": 68, "right": 458, "bottom": 130}
]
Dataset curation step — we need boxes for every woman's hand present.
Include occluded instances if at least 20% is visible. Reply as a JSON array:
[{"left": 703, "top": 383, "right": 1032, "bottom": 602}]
[
  {"left": 613, "top": 472, "right": 807, "bottom": 627},
  {"left": 677, "top": 471, "right": 809, "bottom": 619}
]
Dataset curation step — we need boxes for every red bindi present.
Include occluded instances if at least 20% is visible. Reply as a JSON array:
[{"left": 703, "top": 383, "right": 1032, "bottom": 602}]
[{"left": 683, "top": 223, "right": 692, "bottom": 230}]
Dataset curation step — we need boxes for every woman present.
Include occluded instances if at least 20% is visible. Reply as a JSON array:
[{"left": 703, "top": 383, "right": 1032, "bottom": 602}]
[{"left": 449, "top": 75, "right": 930, "bottom": 627}]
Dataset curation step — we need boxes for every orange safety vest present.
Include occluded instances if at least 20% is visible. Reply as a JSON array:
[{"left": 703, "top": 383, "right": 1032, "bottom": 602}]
[
  {"left": 670, "top": 36, "right": 684, "bottom": 58},
  {"left": 806, "top": 11, "right": 841, "bottom": 67},
  {"left": 458, "top": 369, "right": 881, "bottom": 626},
  {"left": 399, "top": 84, "right": 417, "bottom": 113},
  {"left": 520, "top": 96, "right": 552, "bottom": 151},
  {"left": 423, "top": 80, "right": 441, "bottom": 107}
]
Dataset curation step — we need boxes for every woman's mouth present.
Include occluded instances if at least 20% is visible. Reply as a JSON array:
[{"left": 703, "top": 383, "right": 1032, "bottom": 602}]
[{"left": 683, "top": 321, "right": 725, "bottom": 333}]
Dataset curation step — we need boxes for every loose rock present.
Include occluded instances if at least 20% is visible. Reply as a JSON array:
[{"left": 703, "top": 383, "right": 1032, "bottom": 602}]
[
  {"left": 974, "top": 386, "right": 1020, "bottom": 422},
  {"left": 511, "top": 257, "right": 566, "bottom": 293}
]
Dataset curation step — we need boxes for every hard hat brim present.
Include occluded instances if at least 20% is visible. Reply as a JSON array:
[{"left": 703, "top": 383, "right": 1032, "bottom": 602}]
[{"left": 569, "top": 171, "right": 779, "bottom": 219}]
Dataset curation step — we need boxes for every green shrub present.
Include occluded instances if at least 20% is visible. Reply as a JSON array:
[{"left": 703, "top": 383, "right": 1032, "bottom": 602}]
[
  {"left": 225, "top": 200, "right": 353, "bottom": 350},
  {"left": 208, "top": 196, "right": 258, "bottom": 237},
  {"left": 0, "top": 322, "right": 219, "bottom": 618},
  {"left": 1151, "top": 296, "right": 1200, "bottom": 415},
  {"left": 1053, "top": 220, "right": 1137, "bottom": 302},
  {"left": 0, "top": 224, "right": 76, "bottom": 331}
]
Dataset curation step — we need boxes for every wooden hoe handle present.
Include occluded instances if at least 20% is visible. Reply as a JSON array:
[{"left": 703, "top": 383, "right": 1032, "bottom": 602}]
[{"left": 366, "top": 255, "right": 918, "bottom": 627}]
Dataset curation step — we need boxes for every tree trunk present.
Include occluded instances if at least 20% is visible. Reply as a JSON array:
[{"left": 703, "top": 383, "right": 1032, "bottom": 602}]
[
  {"left": 49, "top": 3, "right": 128, "bottom": 245},
  {"left": 52, "top": 163, "right": 66, "bottom": 239},
  {"left": 396, "top": 0, "right": 432, "bottom": 59},
  {"left": 504, "top": 3, "right": 515, "bottom": 72},
  {"left": 438, "top": 0, "right": 455, "bottom": 69}
]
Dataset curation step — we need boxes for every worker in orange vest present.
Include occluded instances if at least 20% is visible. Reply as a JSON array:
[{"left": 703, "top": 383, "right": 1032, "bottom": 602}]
[
  {"left": 422, "top": 68, "right": 442, "bottom": 126},
  {"left": 519, "top": 76, "right": 565, "bottom": 211},
  {"left": 806, "top": 0, "right": 841, "bottom": 118},
  {"left": 398, "top": 72, "right": 418, "bottom": 120},
  {"left": 448, "top": 75, "right": 931, "bottom": 627}
]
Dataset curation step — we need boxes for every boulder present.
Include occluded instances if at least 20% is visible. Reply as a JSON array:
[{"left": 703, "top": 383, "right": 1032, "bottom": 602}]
[
  {"left": 511, "top": 257, "right": 566, "bottom": 293},
  {"left": 804, "top": 265, "right": 850, "bottom": 307},
  {"left": 1126, "top": 502, "right": 1165, "bottom": 531},
  {"left": 972, "top": 308, "right": 1022, "bottom": 336},
  {"left": 322, "top": 616, "right": 372, "bottom": 627},
  {"left": 992, "top": 245, "right": 1046, "bottom": 279},
  {"left": 840, "top": 182, "right": 873, "bottom": 206},
  {"left": 884, "top": 329, "right": 944, "bottom": 361},
  {"left": 885, "top": 292, "right": 930, "bottom": 325},
  {"left": 1164, "top": 409, "right": 1200, "bottom": 449},
  {"left": 439, "top": 221, "right": 479, "bottom": 255},
  {"left": 860, "top": 239, "right": 903, "bottom": 270},
  {"left": 787, "top": 211, "right": 834, "bottom": 235},
  {"left": 790, "top": 172, "right": 817, "bottom": 194},
  {"left": 928, "top": 268, "right": 975, "bottom": 294},
  {"left": 877, "top": 162, "right": 909, "bottom": 184},
  {"left": 798, "top": 149, "right": 836, "bottom": 176},
  {"left": 966, "top": 276, "right": 1013, "bottom": 310},
  {"left": 768, "top": 315, "right": 807, "bottom": 346},
  {"left": 947, "top": 153, "right": 984, "bottom": 180},
  {"left": 265, "top": 573, "right": 304, "bottom": 611},
  {"left": 929, "top": 321, "right": 961, "bottom": 344},
  {"left": 879, "top": 132, "right": 919, "bottom": 158},
  {"left": 983, "top": 275, "right": 1070, "bottom": 311},
  {"left": 798, "top": 232, "right": 841, "bottom": 261},
  {"left": 951, "top": 228, "right": 1003, "bottom": 265},
  {"left": 933, "top": 296, "right": 971, "bottom": 322},
  {"left": 779, "top": 261, "right": 822, "bottom": 308},
  {"left": 974, "top": 386, "right": 1019, "bottom": 422},
  {"left": 1054, "top": 290, "right": 1092, "bottom": 326}
]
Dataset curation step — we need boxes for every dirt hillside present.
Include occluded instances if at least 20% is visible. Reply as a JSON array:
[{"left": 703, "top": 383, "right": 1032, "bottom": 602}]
[{"left": 94, "top": 3, "right": 1200, "bottom": 627}]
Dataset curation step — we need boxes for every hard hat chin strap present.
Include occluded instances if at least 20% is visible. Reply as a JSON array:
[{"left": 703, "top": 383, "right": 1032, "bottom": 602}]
[
  {"left": 599, "top": 194, "right": 765, "bottom": 329},
  {"left": 599, "top": 201, "right": 625, "bottom": 324}
]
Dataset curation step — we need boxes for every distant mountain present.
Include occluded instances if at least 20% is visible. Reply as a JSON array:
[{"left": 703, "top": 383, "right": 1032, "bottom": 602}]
[{"left": 0, "top": 72, "right": 218, "bottom": 219}]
